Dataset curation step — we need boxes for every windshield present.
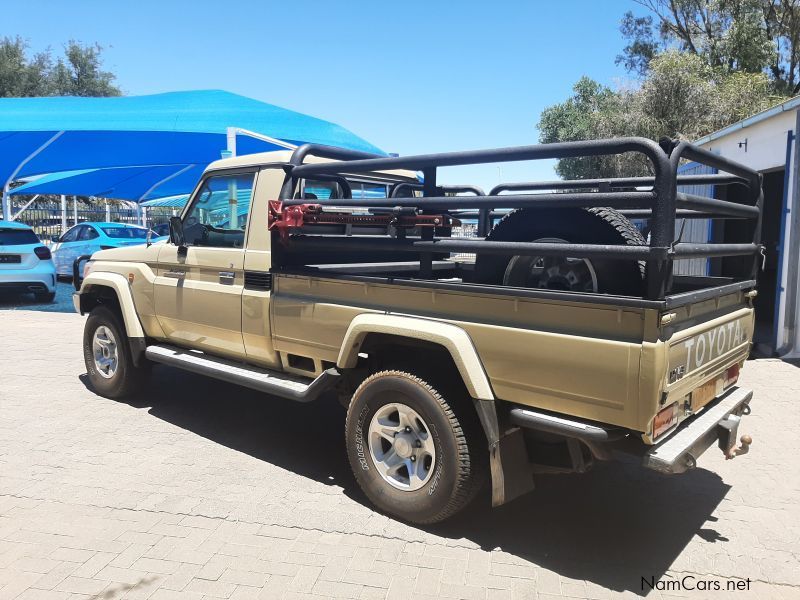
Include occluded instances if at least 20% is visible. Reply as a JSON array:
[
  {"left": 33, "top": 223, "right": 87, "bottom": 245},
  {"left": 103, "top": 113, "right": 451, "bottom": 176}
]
[
  {"left": 100, "top": 226, "right": 148, "bottom": 239},
  {"left": 0, "top": 228, "right": 39, "bottom": 245}
]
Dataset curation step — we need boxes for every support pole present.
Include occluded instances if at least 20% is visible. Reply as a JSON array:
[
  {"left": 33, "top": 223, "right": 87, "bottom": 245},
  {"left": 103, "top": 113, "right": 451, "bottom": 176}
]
[
  {"left": 72, "top": 196, "right": 77, "bottom": 226},
  {"left": 105, "top": 200, "right": 111, "bottom": 222},
  {"left": 61, "top": 195, "right": 67, "bottom": 233},
  {"left": 2, "top": 131, "right": 65, "bottom": 221},
  {"left": 227, "top": 127, "right": 237, "bottom": 158}
]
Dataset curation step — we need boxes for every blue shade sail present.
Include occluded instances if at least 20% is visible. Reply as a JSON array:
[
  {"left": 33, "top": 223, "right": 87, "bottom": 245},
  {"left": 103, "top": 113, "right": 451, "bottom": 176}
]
[{"left": 1, "top": 89, "right": 384, "bottom": 202}]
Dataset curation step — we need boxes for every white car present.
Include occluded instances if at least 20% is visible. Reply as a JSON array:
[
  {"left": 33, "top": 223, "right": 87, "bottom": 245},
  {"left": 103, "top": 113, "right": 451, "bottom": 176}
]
[
  {"left": 0, "top": 220, "right": 57, "bottom": 302},
  {"left": 52, "top": 222, "right": 161, "bottom": 278}
]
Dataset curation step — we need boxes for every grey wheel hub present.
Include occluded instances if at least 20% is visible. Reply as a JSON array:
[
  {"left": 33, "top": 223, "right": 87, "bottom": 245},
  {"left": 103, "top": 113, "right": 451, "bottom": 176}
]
[
  {"left": 368, "top": 402, "right": 436, "bottom": 491},
  {"left": 92, "top": 325, "right": 118, "bottom": 379},
  {"left": 503, "top": 236, "right": 599, "bottom": 292}
]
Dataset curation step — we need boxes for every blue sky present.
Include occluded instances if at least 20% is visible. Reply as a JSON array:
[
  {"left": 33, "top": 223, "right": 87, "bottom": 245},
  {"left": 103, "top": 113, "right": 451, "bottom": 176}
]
[{"left": 5, "top": 0, "right": 645, "bottom": 190}]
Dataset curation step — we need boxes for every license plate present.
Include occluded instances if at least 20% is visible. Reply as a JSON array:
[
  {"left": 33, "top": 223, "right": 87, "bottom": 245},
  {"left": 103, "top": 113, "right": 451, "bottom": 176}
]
[
  {"left": 692, "top": 378, "right": 719, "bottom": 411},
  {"left": 0, "top": 255, "right": 21, "bottom": 263}
]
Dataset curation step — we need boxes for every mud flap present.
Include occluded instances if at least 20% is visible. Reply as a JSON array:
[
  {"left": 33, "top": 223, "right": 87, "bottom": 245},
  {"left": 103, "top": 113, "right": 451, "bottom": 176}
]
[
  {"left": 490, "top": 427, "right": 535, "bottom": 506},
  {"left": 473, "top": 398, "right": 535, "bottom": 506}
]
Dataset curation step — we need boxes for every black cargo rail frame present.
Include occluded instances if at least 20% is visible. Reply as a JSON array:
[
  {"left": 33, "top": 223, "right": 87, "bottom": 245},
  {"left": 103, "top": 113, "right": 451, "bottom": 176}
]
[{"left": 276, "top": 137, "right": 763, "bottom": 300}]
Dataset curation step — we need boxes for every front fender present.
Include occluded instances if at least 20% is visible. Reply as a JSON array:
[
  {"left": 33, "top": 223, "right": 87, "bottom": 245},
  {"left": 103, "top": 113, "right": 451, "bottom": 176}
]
[{"left": 77, "top": 271, "right": 145, "bottom": 339}]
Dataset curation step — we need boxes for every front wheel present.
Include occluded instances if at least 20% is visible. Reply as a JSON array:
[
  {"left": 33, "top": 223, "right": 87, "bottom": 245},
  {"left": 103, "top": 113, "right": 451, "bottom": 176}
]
[
  {"left": 345, "top": 370, "right": 486, "bottom": 524},
  {"left": 83, "top": 305, "right": 149, "bottom": 399}
]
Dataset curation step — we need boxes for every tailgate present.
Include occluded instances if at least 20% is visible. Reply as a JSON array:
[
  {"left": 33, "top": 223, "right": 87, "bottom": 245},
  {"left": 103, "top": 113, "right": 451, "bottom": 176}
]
[
  {"left": 649, "top": 307, "right": 753, "bottom": 443},
  {"left": 666, "top": 308, "right": 752, "bottom": 389}
]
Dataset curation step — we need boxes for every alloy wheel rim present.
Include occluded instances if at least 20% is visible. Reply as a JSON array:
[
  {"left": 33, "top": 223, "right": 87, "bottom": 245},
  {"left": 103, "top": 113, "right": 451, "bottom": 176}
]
[
  {"left": 368, "top": 402, "right": 436, "bottom": 491},
  {"left": 503, "top": 236, "right": 599, "bottom": 292},
  {"left": 92, "top": 325, "right": 118, "bottom": 379}
]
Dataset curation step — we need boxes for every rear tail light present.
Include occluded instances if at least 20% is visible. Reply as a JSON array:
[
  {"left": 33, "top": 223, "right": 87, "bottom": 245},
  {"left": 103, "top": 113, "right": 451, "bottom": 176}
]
[
  {"left": 724, "top": 364, "right": 740, "bottom": 388},
  {"left": 33, "top": 246, "right": 51, "bottom": 260},
  {"left": 653, "top": 402, "right": 679, "bottom": 439}
]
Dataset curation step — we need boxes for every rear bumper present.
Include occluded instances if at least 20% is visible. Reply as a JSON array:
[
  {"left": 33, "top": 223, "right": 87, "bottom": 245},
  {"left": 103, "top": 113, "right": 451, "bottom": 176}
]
[
  {"left": 0, "top": 267, "right": 56, "bottom": 293},
  {"left": 643, "top": 386, "right": 752, "bottom": 474}
]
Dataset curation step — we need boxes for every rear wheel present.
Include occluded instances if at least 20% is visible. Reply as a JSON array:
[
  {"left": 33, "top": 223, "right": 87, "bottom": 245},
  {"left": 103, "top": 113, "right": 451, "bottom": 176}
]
[
  {"left": 474, "top": 207, "right": 646, "bottom": 296},
  {"left": 345, "top": 370, "right": 486, "bottom": 524},
  {"left": 83, "top": 305, "right": 149, "bottom": 398}
]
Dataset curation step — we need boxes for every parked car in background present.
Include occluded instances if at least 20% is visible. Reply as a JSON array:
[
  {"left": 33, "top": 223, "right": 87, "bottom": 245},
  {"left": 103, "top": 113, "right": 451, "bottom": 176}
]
[
  {"left": 150, "top": 222, "right": 170, "bottom": 237},
  {"left": 0, "top": 221, "right": 56, "bottom": 302},
  {"left": 51, "top": 222, "right": 164, "bottom": 279}
]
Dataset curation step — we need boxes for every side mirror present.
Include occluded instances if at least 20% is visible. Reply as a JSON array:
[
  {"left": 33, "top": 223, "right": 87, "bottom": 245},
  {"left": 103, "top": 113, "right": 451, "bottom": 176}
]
[
  {"left": 51, "top": 234, "right": 61, "bottom": 243},
  {"left": 169, "top": 216, "right": 185, "bottom": 247}
]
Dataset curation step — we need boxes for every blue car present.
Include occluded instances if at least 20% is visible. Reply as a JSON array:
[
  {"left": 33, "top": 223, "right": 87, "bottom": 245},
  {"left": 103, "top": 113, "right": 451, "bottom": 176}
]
[{"left": 51, "top": 222, "right": 164, "bottom": 278}]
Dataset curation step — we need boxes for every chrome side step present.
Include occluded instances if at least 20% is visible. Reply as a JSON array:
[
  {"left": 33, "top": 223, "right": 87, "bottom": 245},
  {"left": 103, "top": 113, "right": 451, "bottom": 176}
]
[
  {"left": 508, "top": 407, "right": 622, "bottom": 442},
  {"left": 145, "top": 344, "right": 339, "bottom": 402}
]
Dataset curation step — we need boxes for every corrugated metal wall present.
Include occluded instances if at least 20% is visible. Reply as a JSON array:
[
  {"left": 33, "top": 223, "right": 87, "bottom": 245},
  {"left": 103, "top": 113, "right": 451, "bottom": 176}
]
[{"left": 674, "top": 162, "right": 716, "bottom": 276}]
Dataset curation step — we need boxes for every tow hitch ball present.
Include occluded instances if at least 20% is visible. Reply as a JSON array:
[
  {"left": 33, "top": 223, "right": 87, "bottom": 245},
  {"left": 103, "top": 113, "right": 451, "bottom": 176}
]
[
  {"left": 726, "top": 434, "right": 752, "bottom": 459},
  {"left": 717, "top": 413, "right": 752, "bottom": 459}
]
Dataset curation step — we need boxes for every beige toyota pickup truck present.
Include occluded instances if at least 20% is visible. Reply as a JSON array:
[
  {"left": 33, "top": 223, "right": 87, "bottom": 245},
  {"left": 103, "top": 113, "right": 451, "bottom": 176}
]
[{"left": 73, "top": 138, "right": 760, "bottom": 524}]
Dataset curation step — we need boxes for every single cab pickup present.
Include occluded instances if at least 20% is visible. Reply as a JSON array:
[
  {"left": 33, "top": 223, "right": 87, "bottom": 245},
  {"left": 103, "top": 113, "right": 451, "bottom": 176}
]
[{"left": 74, "top": 138, "right": 759, "bottom": 523}]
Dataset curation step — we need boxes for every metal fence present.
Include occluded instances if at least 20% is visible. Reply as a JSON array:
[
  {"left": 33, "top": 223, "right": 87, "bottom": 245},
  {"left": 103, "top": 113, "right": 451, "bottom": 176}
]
[{"left": 10, "top": 204, "right": 176, "bottom": 242}]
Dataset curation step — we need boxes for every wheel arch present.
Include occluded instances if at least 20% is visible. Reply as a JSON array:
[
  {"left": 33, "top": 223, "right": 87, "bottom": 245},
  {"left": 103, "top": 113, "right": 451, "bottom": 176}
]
[
  {"left": 336, "top": 314, "right": 493, "bottom": 401},
  {"left": 78, "top": 272, "right": 147, "bottom": 365}
]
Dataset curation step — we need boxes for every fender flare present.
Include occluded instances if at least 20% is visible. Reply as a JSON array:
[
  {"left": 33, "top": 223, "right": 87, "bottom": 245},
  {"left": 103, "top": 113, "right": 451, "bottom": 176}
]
[
  {"left": 337, "top": 313, "right": 494, "bottom": 400},
  {"left": 78, "top": 272, "right": 147, "bottom": 365}
]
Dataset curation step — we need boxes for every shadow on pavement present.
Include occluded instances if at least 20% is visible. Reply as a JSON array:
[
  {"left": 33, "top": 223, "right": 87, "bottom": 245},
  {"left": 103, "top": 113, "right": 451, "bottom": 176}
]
[
  {"left": 0, "top": 281, "right": 75, "bottom": 313},
  {"left": 87, "top": 364, "right": 731, "bottom": 597}
]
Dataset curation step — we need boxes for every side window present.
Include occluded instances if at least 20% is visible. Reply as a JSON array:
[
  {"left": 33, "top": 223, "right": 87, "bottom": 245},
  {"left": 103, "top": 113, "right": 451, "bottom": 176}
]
[
  {"left": 61, "top": 226, "right": 80, "bottom": 243},
  {"left": 183, "top": 173, "right": 255, "bottom": 248},
  {"left": 79, "top": 226, "right": 99, "bottom": 241}
]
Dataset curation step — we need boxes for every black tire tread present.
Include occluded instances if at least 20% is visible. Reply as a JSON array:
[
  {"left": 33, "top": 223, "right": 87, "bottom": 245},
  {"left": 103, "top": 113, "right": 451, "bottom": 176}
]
[{"left": 586, "top": 207, "right": 647, "bottom": 276}]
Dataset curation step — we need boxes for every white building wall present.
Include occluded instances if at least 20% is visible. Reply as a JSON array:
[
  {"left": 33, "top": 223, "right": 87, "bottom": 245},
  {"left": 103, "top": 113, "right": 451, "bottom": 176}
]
[
  {"left": 694, "top": 104, "right": 798, "bottom": 356},
  {"left": 698, "top": 109, "right": 795, "bottom": 171}
]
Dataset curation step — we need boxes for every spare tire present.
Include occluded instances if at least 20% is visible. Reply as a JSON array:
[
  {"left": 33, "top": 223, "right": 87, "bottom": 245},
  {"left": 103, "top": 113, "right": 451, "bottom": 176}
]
[{"left": 473, "top": 207, "right": 646, "bottom": 296}]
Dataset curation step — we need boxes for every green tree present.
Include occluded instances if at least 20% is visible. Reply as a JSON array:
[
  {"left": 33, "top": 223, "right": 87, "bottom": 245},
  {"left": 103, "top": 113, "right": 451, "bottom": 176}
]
[
  {"left": 0, "top": 36, "right": 121, "bottom": 97},
  {"left": 539, "top": 51, "right": 783, "bottom": 178},
  {"left": 538, "top": 77, "right": 639, "bottom": 179},
  {"left": 619, "top": 0, "right": 800, "bottom": 94}
]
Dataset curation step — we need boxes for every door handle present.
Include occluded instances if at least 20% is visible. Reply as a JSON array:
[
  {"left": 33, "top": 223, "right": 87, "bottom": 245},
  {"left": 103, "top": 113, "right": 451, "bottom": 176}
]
[
  {"left": 219, "top": 271, "right": 235, "bottom": 284},
  {"left": 164, "top": 269, "right": 185, "bottom": 279}
]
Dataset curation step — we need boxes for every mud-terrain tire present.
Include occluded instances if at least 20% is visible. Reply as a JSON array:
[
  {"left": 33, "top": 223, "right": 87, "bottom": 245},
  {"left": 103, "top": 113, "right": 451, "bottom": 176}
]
[
  {"left": 83, "top": 305, "right": 149, "bottom": 399},
  {"left": 474, "top": 207, "right": 646, "bottom": 296},
  {"left": 345, "top": 370, "right": 486, "bottom": 524}
]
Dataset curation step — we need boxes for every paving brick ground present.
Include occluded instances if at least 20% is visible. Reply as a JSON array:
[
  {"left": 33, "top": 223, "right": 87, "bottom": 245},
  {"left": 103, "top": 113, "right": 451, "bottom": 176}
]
[{"left": 1, "top": 309, "right": 798, "bottom": 599}]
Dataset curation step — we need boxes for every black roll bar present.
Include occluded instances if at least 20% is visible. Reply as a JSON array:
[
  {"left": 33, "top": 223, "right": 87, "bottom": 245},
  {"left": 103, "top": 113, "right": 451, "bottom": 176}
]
[{"left": 278, "top": 138, "right": 762, "bottom": 300}]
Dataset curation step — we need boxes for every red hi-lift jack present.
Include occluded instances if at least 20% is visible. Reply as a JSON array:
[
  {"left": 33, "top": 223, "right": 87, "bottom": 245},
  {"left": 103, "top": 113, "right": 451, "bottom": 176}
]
[{"left": 267, "top": 201, "right": 457, "bottom": 243}]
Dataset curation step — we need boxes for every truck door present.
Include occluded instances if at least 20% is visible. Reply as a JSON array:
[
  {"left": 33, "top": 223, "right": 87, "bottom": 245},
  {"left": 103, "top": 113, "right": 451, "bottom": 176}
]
[{"left": 154, "top": 171, "right": 256, "bottom": 359}]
